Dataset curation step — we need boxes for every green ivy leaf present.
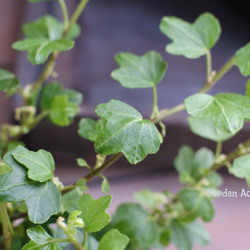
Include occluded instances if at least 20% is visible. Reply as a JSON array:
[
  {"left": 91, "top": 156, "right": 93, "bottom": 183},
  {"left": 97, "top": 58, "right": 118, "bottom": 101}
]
[
  {"left": 12, "top": 148, "right": 55, "bottom": 182},
  {"left": 170, "top": 219, "right": 210, "bottom": 250},
  {"left": 23, "top": 226, "right": 62, "bottom": 250},
  {"left": 77, "top": 194, "right": 112, "bottom": 233},
  {"left": 98, "top": 229, "right": 129, "bottom": 250},
  {"left": 50, "top": 95, "right": 79, "bottom": 126},
  {"left": 185, "top": 93, "right": 250, "bottom": 134},
  {"left": 111, "top": 51, "right": 167, "bottom": 88},
  {"left": 188, "top": 117, "right": 233, "bottom": 142},
  {"left": 0, "top": 147, "right": 61, "bottom": 224},
  {"left": 159, "top": 12, "right": 221, "bottom": 58},
  {"left": 78, "top": 118, "right": 104, "bottom": 142},
  {"left": 113, "top": 203, "right": 159, "bottom": 249},
  {"left": 40, "top": 82, "right": 81, "bottom": 126},
  {"left": 68, "top": 210, "right": 84, "bottom": 235},
  {"left": 234, "top": 43, "right": 250, "bottom": 76},
  {"left": 0, "top": 69, "right": 20, "bottom": 92},
  {"left": 0, "top": 162, "right": 12, "bottom": 176},
  {"left": 231, "top": 155, "right": 250, "bottom": 187},
  {"left": 177, "top": 187, "right": 215, "bottom": 222},
  {"left": 174, "top": 145, "right": 214, "bottom": 183},
  {"left": 95, "top": 100, "right": 162, "bottom": 164},
  {"left": 62, "top": 189, "right": 82, "bottom": 214},
  {"left": 12, "top": 15, "right": 74, "bottom": 64},
  {"left": 101, "top": 177, "right": 110, "bottom": 194}
]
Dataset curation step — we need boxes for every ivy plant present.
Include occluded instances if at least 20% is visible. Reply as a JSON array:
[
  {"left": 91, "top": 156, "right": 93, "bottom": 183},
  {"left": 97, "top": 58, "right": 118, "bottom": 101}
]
[{"left": 0, "top": 1, "right": 250, "bottom": 250}]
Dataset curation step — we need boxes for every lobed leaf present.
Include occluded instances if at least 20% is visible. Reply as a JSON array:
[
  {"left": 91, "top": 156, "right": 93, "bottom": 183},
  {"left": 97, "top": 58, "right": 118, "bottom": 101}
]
[
  {"left": 160, "top": 12, "right": 221, "bottom": 58},
  {"left": 0, "top": 69, "right": 20, "bottom": 92},
  {"left": 111, "top": 51, "right": 167, "bottom": 88},
  {"left": 185, "top": 93, "right": 250, "bottom": 134},
  {"left": 12, "top": 148, "right": 55, "bottom": 182},
  {"left": 0, "top": 147, "right": 61, "bottom": 224},
  {"left": 98, "top": 229, "right": 129, "bottom": 250},
  {"left": 77, "top": 194, "right": 112, "bottom": 233},
  {"left": 95, "top": 100, "right": 162, "bottom": 164}
]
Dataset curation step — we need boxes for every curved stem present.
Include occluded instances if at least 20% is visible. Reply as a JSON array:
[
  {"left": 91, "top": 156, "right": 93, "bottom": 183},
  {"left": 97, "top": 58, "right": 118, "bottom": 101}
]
[
  {"left": 150, "top": 85, "right": 159, "bottom": 119},
  {"left": 58, "top": 0, "right": 69, "bottom": 31}
]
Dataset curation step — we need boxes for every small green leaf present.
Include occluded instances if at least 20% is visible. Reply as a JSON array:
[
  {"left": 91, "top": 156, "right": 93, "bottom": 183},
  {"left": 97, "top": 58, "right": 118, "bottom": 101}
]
[
  {"left": 113, "top": 203, "right": 159, "bottom": 249},
  {"left": 77, "top": 194, "right": 112, "bottom": 233},
  {"left": 101, "top": 177, "right": 110, "bottom": 194},
  {"left": 78, "top": 118, "right": 104, "bottom": 142},
  {"left": 234, "top": 43, "right": 250, "bottom": 76},
  {"left": 177, "top": 187, "right": 215, "bottom": 222},
  {"left": 111, "top": 51, "right": 167, "bottom": 88},
  {"left": 170, "top": 219, "right": 210, "bottom": 250},
  {"left": 76, "top": 158, "right": 89, "bottom": 168},
  {"left": 50, "top": 95, "right": 79, "bottom": 126},
  {"left": 185, "top": 93, "right": 250, "bottom": 134},
  {"left": 160, "top": 12, "right": 221, "bottom": 58},
  {"left": 12, "top": 148, "right": 55, "bottom": 182},
  {"left": 0, "top": 69, "right": 20, "bottom": 92},
  {"left": 68, "top": 210, "right": 84, "bottom": 235},
  {"left": 231, "top": 155, "right": 250, "bottom": 187},
  {"left": 0, "top": 162, "right": 12, "bottom": 176},
  {"left": 23, "top": 225, "right": 62, "bottom": 250},
  {"left": 0, "top": 147, "right": 61, "bottom": 224},
  {"left": 188, "top": 117, "right": 233, "bottom": 141},
  {"left": 62, "top": 189, "right": 82, "bottom": 214},
  {"left": 95, "top": 100, "right": 162, "bottom": 164},
  {"left": 98, "top": 229, "right": 129, "bottom": 250}
]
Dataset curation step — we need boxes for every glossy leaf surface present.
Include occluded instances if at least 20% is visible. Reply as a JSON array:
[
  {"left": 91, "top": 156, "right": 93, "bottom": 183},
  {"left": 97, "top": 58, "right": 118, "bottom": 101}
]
[
  {"left": 185, "top": 93, "right": 250, "bottom": 134},
  {"left": 95, "top": 100, "right": 162, "bottom": 164}
]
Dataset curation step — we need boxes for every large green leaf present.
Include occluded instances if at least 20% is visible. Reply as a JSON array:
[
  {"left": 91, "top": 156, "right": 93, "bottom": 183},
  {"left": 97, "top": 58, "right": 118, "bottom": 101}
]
[
  {"left": 111, "top": 51, "right": 167, "bottom": 88},
  {"left": 0, "top": 69, "right": 20, "bottom": 92},
  {"left": 188, "top": 117, "right": 233, "bottom": 142},
  {"left": 234, "top": 43, "right": 250, "bottom": 76},
  {"left": 170, "top": 219, "right": 210, "bottom": 250},
  {"left": 0, "top": 147, "right": 61, "bottom": 224},
  {"left": 95, "top": 100, "right": 162, "bottom": 164},
  {"left": 185, "top": 93, "right": 250, "bottom": 134},
  {"left": 12, "top": 16, "right": 75, "bottom": 64},
  {"left": 231, "top": 155, "right": 250, "bottom": 187},
  {"left": 23, "top": 226, "right": 62, "bottom": 250},
  {"left": 12, "top": 148, "right": 55, "bottom": 182},
  {"left": 113, "top": 203, "right": 159, "bottom": 249},
  {"left": 159, "top": 12, "right": 221, "bottom": 58},
  {"left": 98, "top": 229, "right": 129, "bottom": 250},
  {"left": 77, "top": 194, "right": 112, "bottom": 233}
]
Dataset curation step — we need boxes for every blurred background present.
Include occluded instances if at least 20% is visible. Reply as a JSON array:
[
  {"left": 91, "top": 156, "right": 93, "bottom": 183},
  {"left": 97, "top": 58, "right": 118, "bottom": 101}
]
[{"left": 1, "top": 0, "right": 250, "bottom": 249}]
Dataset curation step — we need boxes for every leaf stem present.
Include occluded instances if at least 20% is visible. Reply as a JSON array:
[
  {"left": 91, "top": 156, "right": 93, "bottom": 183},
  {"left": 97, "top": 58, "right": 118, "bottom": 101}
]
[
  {"left": 67, "top": 0, "right": 89, "bottom": 36},
  {"left": 58, "top": 0, "right": 69, "bottom": 31},
  {"left": 150, "top": 85, "right": 159, "bottom": 120},
  {"left": 0, "top": 202, "right": 14, "bottom": 250},
  {"left": 215, "top": 141, "right": 223, "bottom": 160},
  {"left": 206, "top": 50, "right": 212, "bottom": 80},
  {"left": 82, "top": 230, "right": 87, "bottom": 248}
]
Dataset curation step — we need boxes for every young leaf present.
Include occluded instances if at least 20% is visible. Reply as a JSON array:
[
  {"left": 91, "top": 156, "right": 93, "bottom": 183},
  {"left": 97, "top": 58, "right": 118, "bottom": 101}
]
[
  {"left": 111, "top": 51, "right": 167, "bottom": 88},
  {"left": 188, "top": 117, "right": 233, "bottom": 142},
  {"left": 23, "top": 225, "right": 62, "bottom": 250},
  {"left": 50, "top": 95, "right": 79, "bottom": 126},
  {"left": 234, "top": 43, "right": 250, "bottom": 76},
  {"left": 231, "top": 155, "right": 250, "bottom": 187},
  {"left": 12, "top": 148, "right": 55, "bottom": 182},
  {"left": 95, "top": 100, "right": 162, "bottom": 164},
  {"left": 0, "top": 147, "right": 61, "bottom": 224},
  {"left": 101, "top": 177, "right": 110, "bottom": 194},
  {"left": 170, "top": 219, "right": 210, "bottom": 250},
  {"left": 113, "top": 203, "right": 159, "bottom": 249},
  {"left": 0, "top": 69, "right": 20, "bottom": 92},
  {"left": 177, "top": 187, "right": 215, "bottom": 222},
  {"left": 78, "top": 118, "right": 104, "bottom": 142},
  {"left": 98, "top": 229, "right": 129, "bottom": 250},
  {"left": 12, "top": 15, "right": 75, "bottom": 64},
  {"left": 77, "top": 194, "right": 112, "bottom": 233},
  {"left": 185, "top": 93, "right": 250, "bottom": 134},
  {"left": 0, "top": 162, "right": 12, "bottom": 176},
  {"left": 160, "top": 12, "right": 221, "bottom": 58},
  {"left": 68, "top": 210, "right": 84, "bottom": 235}
]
